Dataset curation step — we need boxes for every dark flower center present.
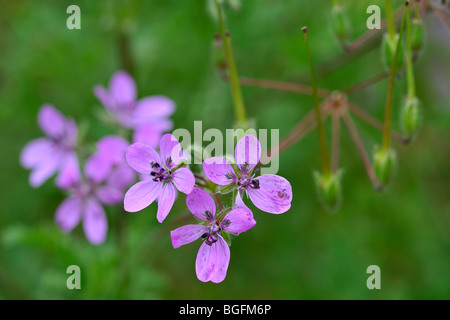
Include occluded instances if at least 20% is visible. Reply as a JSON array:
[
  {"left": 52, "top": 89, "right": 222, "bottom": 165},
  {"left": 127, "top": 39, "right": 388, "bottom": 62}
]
[
  {"left": 201, "top": 219, "right": 222, "bottom": 246},
  {"left": 236, "top": 175, "right": 260, "bottom": 190},
  {"left": 149, "top": 161, "right": 171, "bottom": 182}
]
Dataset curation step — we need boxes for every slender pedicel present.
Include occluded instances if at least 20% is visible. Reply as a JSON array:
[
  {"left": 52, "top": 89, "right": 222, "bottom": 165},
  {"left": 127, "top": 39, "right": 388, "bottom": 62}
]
[
  {"left": 381, "top": 2, "right": 408, "bottom": 151},
  {"left": 385, "top": 0, "right": 396, "bottom": 40},
  {"left": 331, "top": 113, "right": 341, "bottom": 173},
  {"left": 215, "top": 0, "right": 248, "bottom": 126},
  {"left": 406, "top": 4, "right": 416, "bottom": 99},
  {"left": 342, "top": 111, "right": 381, "bottom": 190},
  {"left": 303, "top": 26, "right": 331, "bottom": 176},
  {"left": 348, "top": 103, "right": 410, "bottom": 145}
]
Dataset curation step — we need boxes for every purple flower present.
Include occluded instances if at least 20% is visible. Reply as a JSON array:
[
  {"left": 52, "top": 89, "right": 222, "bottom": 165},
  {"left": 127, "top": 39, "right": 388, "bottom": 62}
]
[
  {"left": 170, "top": 188, "right": 256, "bottom": 283},
  {"left": 94, "top": 70, "right": 175, "bottom": 147},
  {"left": 124, "top": 133, "right": 195, "bottom": 222},
  {"left": 203, "top": 135, "right": 292, "bottom": 214},
  {"left": 20, "top": 105, "right": 79, "bottom": 188},
  {"left": 55, "top": 136, "right": 135, "bottom": 245}
]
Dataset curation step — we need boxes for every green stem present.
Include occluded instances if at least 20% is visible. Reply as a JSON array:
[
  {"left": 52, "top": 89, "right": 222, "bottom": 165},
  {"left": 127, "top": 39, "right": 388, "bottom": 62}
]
[
  {"left": 406, "top": 4, "right": 415, "bottom": 99},
  {"left": 385, "top": 0, "right": 396, "bottom": 40},
  {"left": 381, "top": 3, "right": 408, "bottom": 151},
  {"left": 302, "top": 27, "right": 331, "bottom": 176},
  {"left": 215, "top": 0, "right": 248, "bottom": 126}
]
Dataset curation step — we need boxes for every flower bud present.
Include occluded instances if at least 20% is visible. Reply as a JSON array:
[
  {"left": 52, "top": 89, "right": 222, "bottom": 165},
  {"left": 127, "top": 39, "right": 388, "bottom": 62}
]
[
  {"left": 400, "top": 96, "right": 421, "bottom": 141},
  {"left": 314, "top": 170, "right": 343, "bottom": 212},
  {"left": 373, "top": 147, "right": 397, "bottom": 188},
  {"left": 382, "top": 33, "right": 404, "bottom": 72},
  {"left": 411, "top": 18, "right": 424, "bottom": 54},
  {"left": 331, "top": 4, "right": 350, "bottom": 45}
]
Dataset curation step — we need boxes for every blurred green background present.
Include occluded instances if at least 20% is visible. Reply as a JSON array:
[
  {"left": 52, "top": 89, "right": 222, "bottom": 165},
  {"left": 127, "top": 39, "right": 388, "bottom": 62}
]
[{"left": 0, "top": 0, "right": 449, "bottom": 299}]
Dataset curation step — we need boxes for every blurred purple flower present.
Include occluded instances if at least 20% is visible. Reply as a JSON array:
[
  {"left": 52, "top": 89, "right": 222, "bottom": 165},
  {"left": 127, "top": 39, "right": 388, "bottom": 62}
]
[
  {"left": 203, "top": 135, "right": 293, "bottom": 214},
  {"left": 94, "top": 70, "right": 175, "bottom": 147},
  {"left": 20, "top": 104, "right": 79, "bottom": 188},
  {"left": 170, "top": 188, "right": 256, "bottom": 283},
  {"left": 55, "top": 136, "right": 135, "bottom": 245},
  {"left": 124, "top": 133, "right": 195, "bottom": 222}
]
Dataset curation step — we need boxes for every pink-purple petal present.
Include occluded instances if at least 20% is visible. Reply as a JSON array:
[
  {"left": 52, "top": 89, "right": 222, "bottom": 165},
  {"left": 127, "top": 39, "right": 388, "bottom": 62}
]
[
  {"left": 172, "top": 168, "right": 195, "bottom": 195},
  {"left": 186, "top": 187, "right": 216, "bottom": 221},
  {"left": 38, "top": 104, "right": 66, "bottom": 139},
  {"left": 106, "top": 164, "right": 136, "bottom": 190},
  {"left": 159, "top": 133, "right": 183, "bottom": 169},
  {"left": 222, "top": 208, "right": 256, "bottom": 234},
  {"left": 124, "top": 179, "right": 162, "bottom": 212},
  {"left": 170, "top": 224, "right": 208, "bottom": 249},
  {"left": 235, "top": 135, "right": 261, "bottom": 173},
  {"left": 97, "top": 135, "right": 129, "bottom": 165},
  {"left": 84, "top": 154, "right": 109, "bottom": 184},
  {"left": 195, "top": 235, "right": 230, "bottom": 283},
  {"left": 203, "top": 157, "right": 236, "bottom": 186},
  {"left": 95, "top": 185, "right": 124, "bottom": 205},
  {"left": 55, "top": 196, "right": 82, "bottom": 233},
  {"left": 93, "top": 85, "right": 115, "bottom": 110},
  {"left": 20, "top": 138, "right": 53, "bottom": 169},
  {"left": 210, "top": 236, "right": 231, "bottom": 283},
  {"left": 133, "top": 96, "right": 175, "bottom": 124},
  {"left": 234, "top": 191, "right": 249, "bottom": 210},
  {"left": 83, "top": 197, "right": 108, "bottom": 245},
  {"left": 132, "top": 125, "right": 163, "bottom": 148},
  {"left": 156, "top": 183, "right": 176, "bottom": 223},
  {"left": 29, "top": 150, "right": 62, "bottom": 187},
  {"left": 56, "top": 152, "right": 81, "bottom": 189},
  {"left": 109, "top": 71, "right": 136, "bottom": 107},
  {"left": 247, "top": 174, "right": 292, "bottom": 214},
  {"left": 125, "top": 142, "right": 161, "bottom": 175}
]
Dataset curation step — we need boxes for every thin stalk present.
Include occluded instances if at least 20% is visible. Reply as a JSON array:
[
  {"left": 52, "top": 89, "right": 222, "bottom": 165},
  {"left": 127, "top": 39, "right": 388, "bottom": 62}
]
[
  {"left": 406, "top": 4, "right": 416, "bottom": 98},
  {"left": 236, "top": 77, "right": 331, "bottom": 98},
  {"left": 303, "top": 27, "right": 331, "bottom": 176},
  {"left": 342, "top": 111, "right": 381, "bottom": 190},
  {"left": 432, "top": 6, "right": 450, "bottom": 34},
  {"left": 262, "top": 104, "right": 331, "bottom": 162},
  {"left": 348, "top": 102, "right": 410, "bottom": 145},
  {"left": 215, "top": 0, "right": 247, "bottom": 125},
  {"left": 381, "top": 4, "right": 407, "bottom": 151},
  {"left": 386, "top": 0, "right": 396, "bottom": 39},
  {"left": 237, "top": 76, "right": 331, "bottom": 98},
  {"left": 331, "top": 113, "right": 341, "bottom": 173},
  {"left": 343, "top": 5, "right": 404, "bottom": 52},
  {"left": 213, "top": 193, "right": 223, "bottom": 212},
  {"left": 415, "top": 0, "right": 421, "bottom": 19},
  {"left": 343, "top": 71, "right": 390, "bottom": 95}
]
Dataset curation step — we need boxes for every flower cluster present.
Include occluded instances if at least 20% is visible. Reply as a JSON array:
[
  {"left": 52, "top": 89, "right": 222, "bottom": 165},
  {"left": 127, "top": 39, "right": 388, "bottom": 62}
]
[
  {"left": 21, "top": 70, "right": 293, "bottom": 283},
  {"left": 124, "top": 133, "right": 292, "bottom": 283},
  {"left": 20, "top": 71, "right": 175, "bottom": 245}
]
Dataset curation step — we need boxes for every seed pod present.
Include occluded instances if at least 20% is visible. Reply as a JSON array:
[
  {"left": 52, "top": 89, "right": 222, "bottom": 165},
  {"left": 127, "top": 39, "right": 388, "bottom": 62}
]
[
  {"left": 331, "top": 4, "right": 350, "bottom": 45},
  {"left": 400, "top": 96, "right": 421, "bottom": 141},
  {"left": 382, "top": 33, "right": 404, "bottom": 72},
  {"left": 373, "top": 147, "right": 397, "bottom": 188},
  {"left": 411, "top": 18, "right": 424, "bottom": 54},
  {"left": 314, "top": 170, "right": 343, "bottom": 212}
]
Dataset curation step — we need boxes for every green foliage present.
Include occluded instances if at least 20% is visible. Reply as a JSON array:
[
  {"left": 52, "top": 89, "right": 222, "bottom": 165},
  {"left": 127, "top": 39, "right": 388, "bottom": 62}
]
[{"left": 0, "top": 0, "right": 449, "bottom": 299}]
